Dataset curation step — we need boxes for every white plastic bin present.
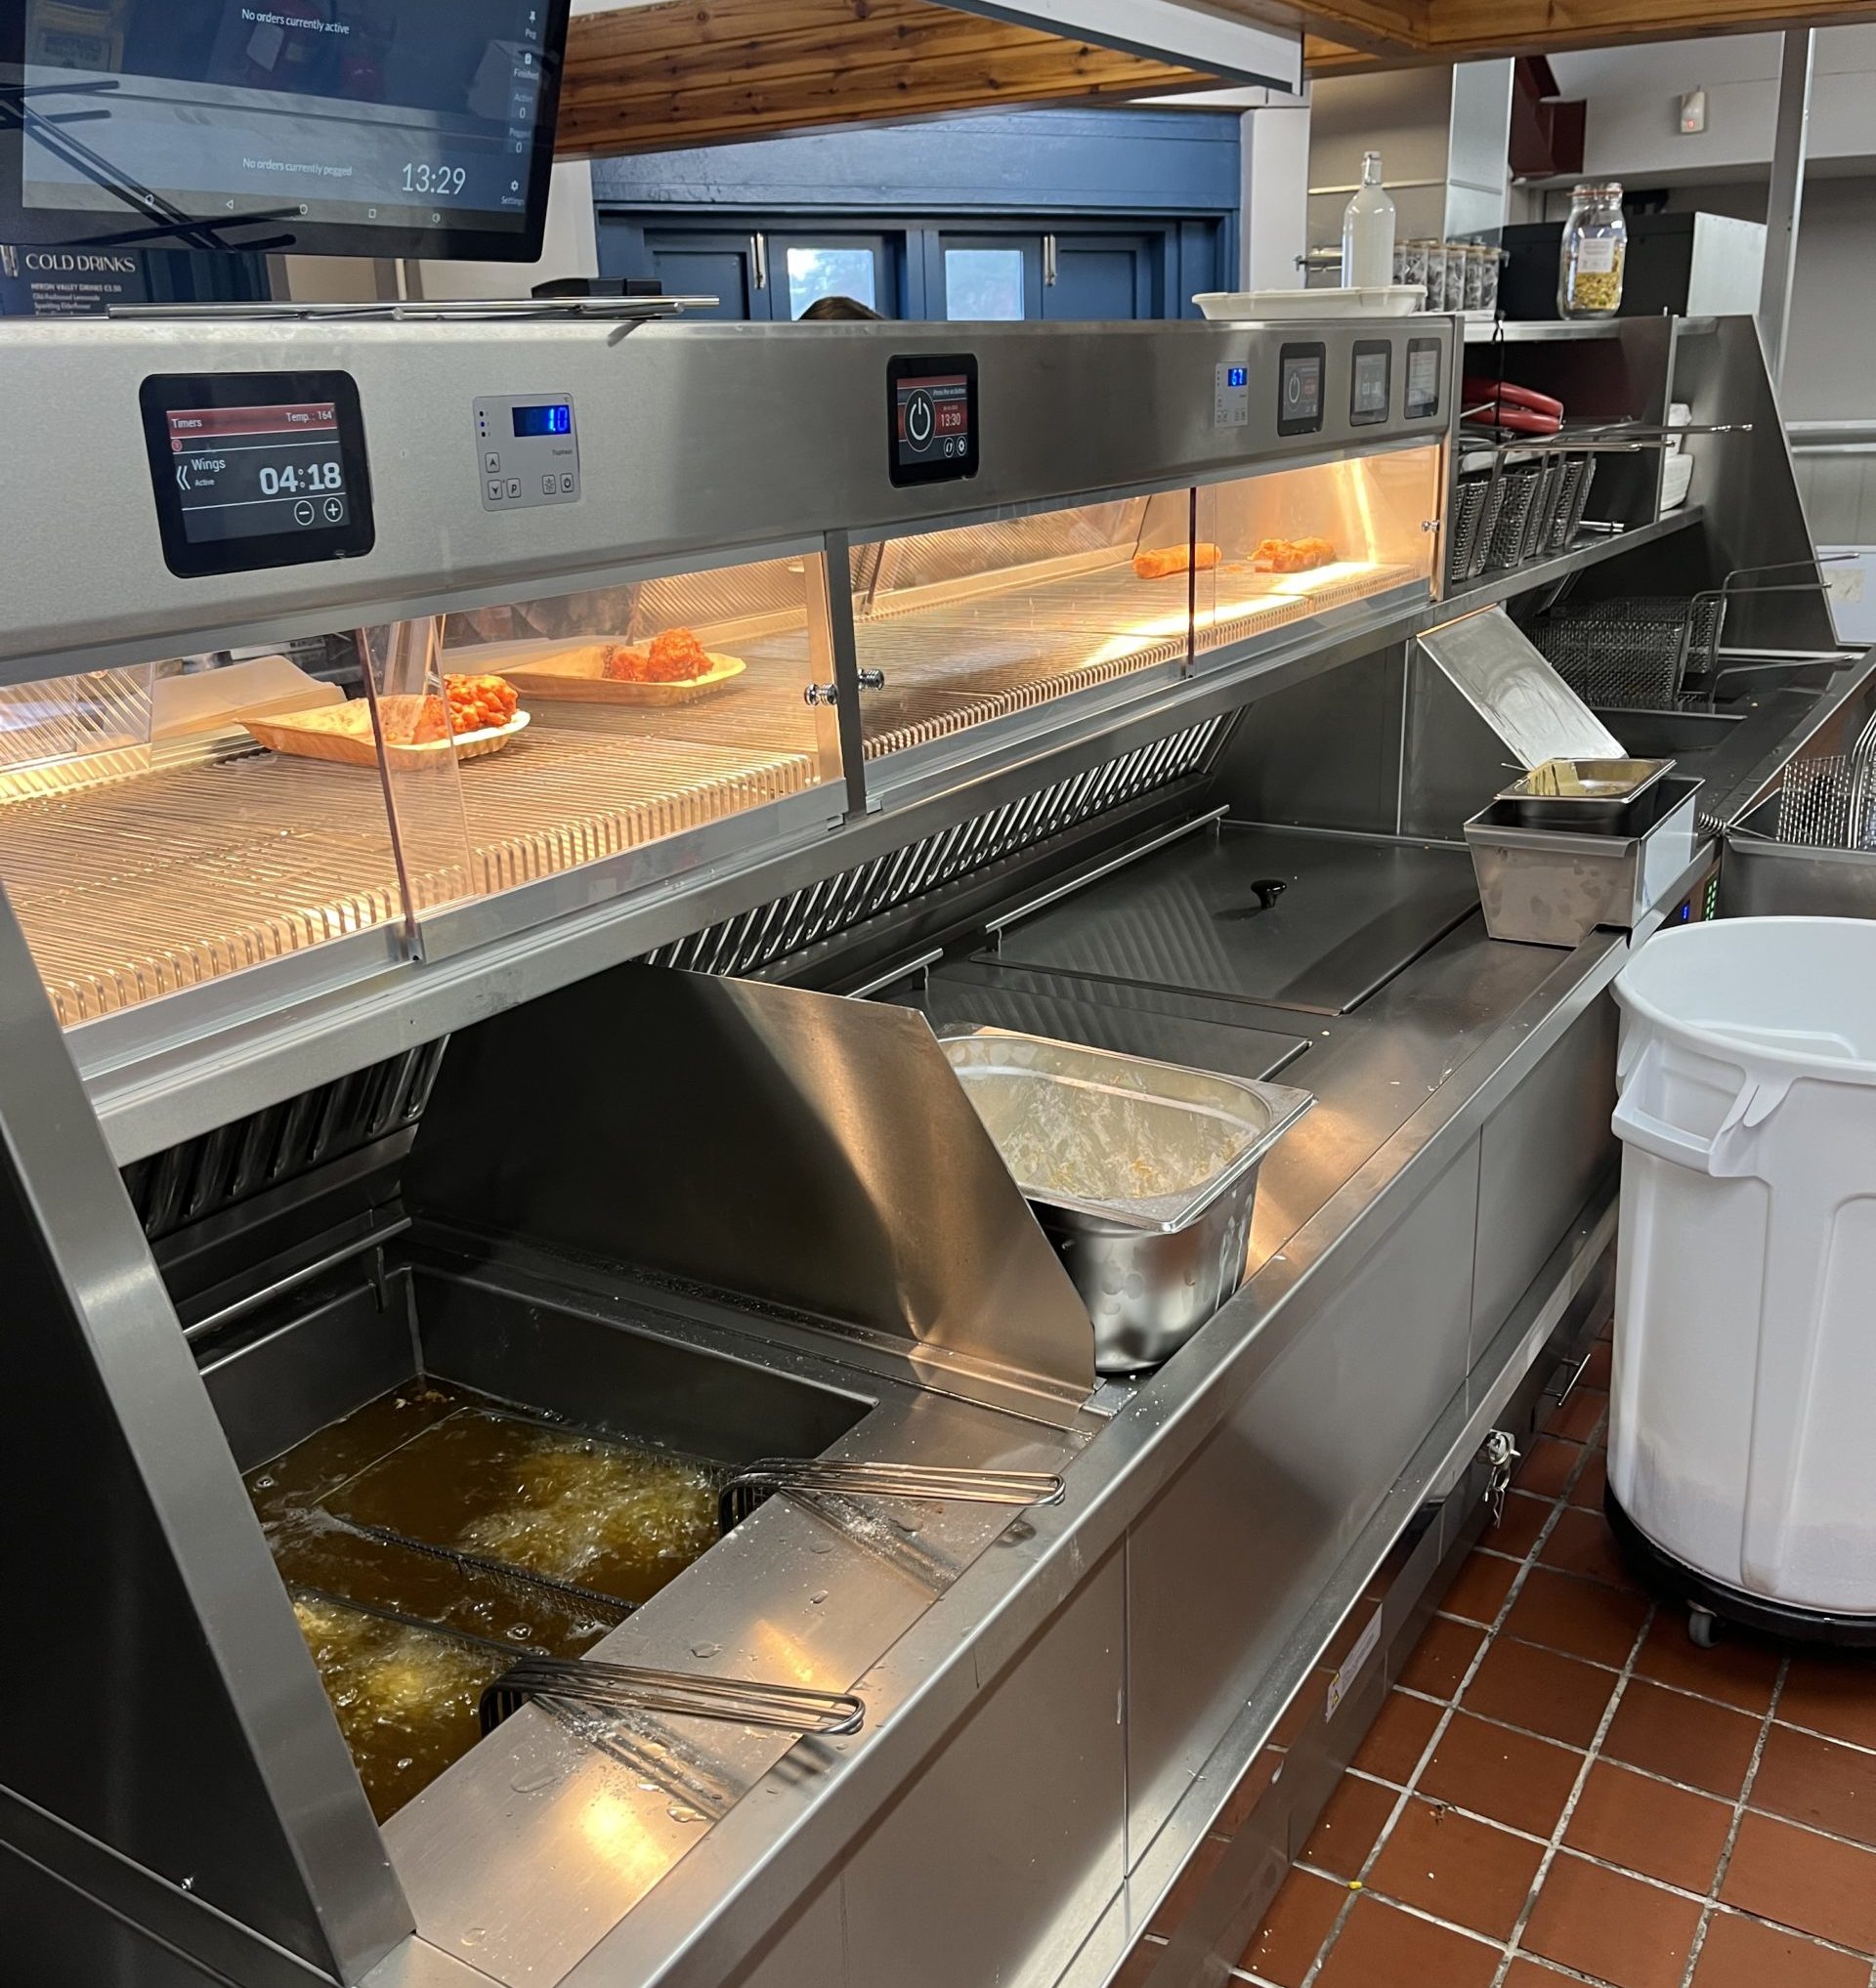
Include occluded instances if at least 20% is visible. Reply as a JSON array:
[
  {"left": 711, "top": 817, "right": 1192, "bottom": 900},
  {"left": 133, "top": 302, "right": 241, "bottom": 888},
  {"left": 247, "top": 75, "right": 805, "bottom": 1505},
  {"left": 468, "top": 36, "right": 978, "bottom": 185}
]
[{"left": 1610, "top": 918, "right": 1876, "bottom": 1617}]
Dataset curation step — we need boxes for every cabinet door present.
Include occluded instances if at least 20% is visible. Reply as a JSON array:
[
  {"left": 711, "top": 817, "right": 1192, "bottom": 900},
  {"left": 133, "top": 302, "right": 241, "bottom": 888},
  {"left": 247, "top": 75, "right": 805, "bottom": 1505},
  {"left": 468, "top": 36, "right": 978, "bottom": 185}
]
[
  {"left": 640, "top": 231, "right": 771, "bottom": 321},
  {"left": 1044, "top": 233, "right": 1159, "bottom": 321},
  {"left": 940, "top": 235, "right": 1042, "bottom": 321}
]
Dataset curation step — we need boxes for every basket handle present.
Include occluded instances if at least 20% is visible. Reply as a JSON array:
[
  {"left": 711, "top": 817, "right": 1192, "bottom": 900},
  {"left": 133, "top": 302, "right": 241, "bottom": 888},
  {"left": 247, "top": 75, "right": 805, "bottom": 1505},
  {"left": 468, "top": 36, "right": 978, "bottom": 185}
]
[{"left": 1611, "top": 1039, "right": 1791, "bottom": 1180}]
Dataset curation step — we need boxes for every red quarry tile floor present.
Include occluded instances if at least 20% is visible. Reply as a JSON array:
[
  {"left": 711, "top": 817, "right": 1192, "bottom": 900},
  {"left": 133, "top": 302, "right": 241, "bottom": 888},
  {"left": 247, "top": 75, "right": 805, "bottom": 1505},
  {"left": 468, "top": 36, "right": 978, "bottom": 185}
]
[{"left": 1135, "top": 1332, "right": 1876, "bottom": 1988}]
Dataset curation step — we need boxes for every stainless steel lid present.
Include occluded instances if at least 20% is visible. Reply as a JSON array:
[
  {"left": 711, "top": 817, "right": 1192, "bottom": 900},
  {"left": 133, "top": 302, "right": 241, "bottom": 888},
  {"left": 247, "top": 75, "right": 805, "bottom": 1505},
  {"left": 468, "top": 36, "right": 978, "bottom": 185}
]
[{"left": 937, "top": 1026, "right": 1313, "bottom": 1234}]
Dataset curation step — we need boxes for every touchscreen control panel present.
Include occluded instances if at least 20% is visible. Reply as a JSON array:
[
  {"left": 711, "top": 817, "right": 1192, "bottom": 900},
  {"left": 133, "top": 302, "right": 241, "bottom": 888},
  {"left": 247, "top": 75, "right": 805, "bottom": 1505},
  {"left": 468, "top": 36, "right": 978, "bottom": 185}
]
[
  {"left": 1350, "top": 341, "right": 1391, "bottom": 425},
  {"left": 1405, "top": 337, "right": 1444, "bottom": 421},
  {"left": 141, "top": 371, "right": 374, "bottom": 578},
  {"left": 1277, "top": 342, "right": 1326, "bottom": 437},
  {"left": 888, "top": 353, "right": 979, "bottom": 486}
]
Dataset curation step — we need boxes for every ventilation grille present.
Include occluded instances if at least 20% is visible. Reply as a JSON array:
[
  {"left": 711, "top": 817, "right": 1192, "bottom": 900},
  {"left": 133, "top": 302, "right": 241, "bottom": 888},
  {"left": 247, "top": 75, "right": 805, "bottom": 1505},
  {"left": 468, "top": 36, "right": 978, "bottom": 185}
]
[
  {"left": 642, "top": 720, "right": 1222, "bottom": 980},
  {"left": 125, "top": 1039, "right": 446, "bottom": 1243}
]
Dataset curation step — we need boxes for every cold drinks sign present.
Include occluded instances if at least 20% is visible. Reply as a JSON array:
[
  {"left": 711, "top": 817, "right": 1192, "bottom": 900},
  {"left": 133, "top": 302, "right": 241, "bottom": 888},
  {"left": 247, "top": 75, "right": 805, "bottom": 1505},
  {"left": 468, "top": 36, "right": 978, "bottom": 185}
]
[{"left": 0, "top": 244, "right": 149, "bottom": 317}]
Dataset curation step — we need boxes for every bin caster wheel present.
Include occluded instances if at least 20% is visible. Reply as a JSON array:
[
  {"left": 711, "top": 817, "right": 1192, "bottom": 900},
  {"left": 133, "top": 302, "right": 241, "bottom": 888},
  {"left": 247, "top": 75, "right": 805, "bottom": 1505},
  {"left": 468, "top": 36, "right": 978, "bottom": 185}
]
[{"left": 1688, "top": 1607, "right": 1722, "bottom": 1650}]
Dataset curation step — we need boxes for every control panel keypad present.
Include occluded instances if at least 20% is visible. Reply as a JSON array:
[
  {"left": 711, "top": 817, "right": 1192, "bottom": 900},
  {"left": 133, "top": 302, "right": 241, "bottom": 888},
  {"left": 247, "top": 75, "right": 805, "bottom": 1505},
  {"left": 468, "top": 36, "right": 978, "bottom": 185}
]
[{"left": 474, "top": 395, "right": 581, "bottom": 512}]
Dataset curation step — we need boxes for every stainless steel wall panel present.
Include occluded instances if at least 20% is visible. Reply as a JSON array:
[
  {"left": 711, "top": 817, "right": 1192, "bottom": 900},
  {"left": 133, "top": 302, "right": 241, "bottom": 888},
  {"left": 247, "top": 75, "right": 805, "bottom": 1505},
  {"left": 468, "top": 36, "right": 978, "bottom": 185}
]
[
  {"left": 1469, "top": 1000, "right": 1619, "bottom": 1369},
  {"left": 0, "top": 890, "right": 410, "bottom": 1982},
  {"left": 833, "top": 1545, "right": 1127, "bottom": 1988},
  {"left": 1123, "top": 1137, "right": 1479, "bottom": 1858}
]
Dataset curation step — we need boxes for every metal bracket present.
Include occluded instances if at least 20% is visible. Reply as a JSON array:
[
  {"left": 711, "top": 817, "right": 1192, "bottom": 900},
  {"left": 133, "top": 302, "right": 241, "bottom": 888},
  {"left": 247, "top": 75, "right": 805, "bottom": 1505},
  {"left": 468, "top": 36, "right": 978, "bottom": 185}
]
[
  {"left": 804, "top": 670, "right": 885, "bottom": 707},
  {"left": 1482, "top": 1429, "right": 1519, "bottom": 1525}
]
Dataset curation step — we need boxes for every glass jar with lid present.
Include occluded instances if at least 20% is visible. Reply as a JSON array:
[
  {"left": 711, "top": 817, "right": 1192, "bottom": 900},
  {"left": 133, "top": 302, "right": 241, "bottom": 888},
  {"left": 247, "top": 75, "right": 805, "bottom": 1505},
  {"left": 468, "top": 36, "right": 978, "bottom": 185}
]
[
  {"left": 1396, "top": 236, "right": 1429, "bottom": 299},
  {"left": 1558, "top": 183, "right": 1627, "bottom": 318},
  {"left": 1463, "top": 243, "right": 1491, "bottom": 312}
]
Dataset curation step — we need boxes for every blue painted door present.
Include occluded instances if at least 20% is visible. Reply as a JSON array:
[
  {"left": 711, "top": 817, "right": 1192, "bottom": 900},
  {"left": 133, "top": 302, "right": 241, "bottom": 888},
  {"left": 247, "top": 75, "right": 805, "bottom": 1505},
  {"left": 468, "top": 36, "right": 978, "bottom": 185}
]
[
  {"left": 639, "top": 231, "right": 769, "bottom": 320},
  {"left": 1045, "top": 233, "right": 1159, "bottom": 321}
]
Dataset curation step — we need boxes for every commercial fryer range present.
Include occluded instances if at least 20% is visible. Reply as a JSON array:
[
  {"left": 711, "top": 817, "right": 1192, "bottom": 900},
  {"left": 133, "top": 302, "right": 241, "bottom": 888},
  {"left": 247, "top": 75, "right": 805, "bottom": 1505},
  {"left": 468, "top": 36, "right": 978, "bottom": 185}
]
[{"left": 0, "top": 304, "right": 1656, "bottom": 1988}]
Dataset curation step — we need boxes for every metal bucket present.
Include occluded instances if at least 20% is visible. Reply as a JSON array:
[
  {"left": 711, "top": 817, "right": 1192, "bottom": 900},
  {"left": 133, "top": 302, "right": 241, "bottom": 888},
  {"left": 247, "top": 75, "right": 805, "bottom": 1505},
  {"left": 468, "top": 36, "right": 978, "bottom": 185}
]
[{"left": 938, "top": 1028, "right": 1313, "bottom": 1373}]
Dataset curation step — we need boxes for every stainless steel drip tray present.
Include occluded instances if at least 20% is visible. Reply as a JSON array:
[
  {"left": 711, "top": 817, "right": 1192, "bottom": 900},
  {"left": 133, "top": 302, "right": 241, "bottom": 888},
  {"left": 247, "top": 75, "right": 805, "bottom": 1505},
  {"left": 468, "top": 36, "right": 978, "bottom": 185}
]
[
  {"left": 982, "top": 825, "right": 1482, "bottom": 1018},
  {"left": 899, "top": 960, "right": 1311, "bottom": 1082}
]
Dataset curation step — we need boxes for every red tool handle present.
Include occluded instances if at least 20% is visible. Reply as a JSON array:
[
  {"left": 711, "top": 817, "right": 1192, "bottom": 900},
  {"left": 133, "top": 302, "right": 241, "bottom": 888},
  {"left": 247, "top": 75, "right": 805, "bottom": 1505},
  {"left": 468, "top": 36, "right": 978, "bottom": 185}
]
[{"left": 1464, "top": 376, "right": 1565, "bottom": 418}]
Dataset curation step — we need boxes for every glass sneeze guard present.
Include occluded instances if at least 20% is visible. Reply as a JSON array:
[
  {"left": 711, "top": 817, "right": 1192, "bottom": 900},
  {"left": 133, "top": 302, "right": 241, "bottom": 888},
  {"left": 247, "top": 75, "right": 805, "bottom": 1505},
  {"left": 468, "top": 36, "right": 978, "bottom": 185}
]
[
  {"left": 0, "top": 552, "right": 845, "bottom": 1030},
  {"left": 848, "top": 444, "right": 1442, "bottom": 787}
]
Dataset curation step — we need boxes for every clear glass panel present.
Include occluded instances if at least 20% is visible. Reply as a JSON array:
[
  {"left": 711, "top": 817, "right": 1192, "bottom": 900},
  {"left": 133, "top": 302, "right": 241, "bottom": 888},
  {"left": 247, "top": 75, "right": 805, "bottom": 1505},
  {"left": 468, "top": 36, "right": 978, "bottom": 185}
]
[
  {"left": 946, "top": 248, "right": 1027, "bottom": 321},
  {"left": 434, "top": 552, "right": 841, "bottom": 906},
  {"left": 786, "top": 246, "right": 878, "bottom": 318},
  {"left": 0, "top": 638, "right": 409, "bottom": 1028},
  {"left": 1190, "top": 444, "right": 1442, "bottom": 660},
  {"left": 0, "top": 553, "right": 844, "bottom": 1027},
  {"left": 849, "top": 500, "right": 1195, "bottom": 760}
]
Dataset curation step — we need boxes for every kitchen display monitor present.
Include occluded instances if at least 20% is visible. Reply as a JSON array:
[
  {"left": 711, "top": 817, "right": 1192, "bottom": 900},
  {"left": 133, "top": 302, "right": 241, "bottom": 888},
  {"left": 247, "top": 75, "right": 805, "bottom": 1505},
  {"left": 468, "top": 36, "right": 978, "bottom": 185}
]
[
  {"left": 4, "top": 0, "right": 572, "bottom": 260},
  {"left": 142, "top": 371, "right": 374, "bottom": 577},
  {"left": 888, "top": 353, "right": 979, "bottom": 487}
]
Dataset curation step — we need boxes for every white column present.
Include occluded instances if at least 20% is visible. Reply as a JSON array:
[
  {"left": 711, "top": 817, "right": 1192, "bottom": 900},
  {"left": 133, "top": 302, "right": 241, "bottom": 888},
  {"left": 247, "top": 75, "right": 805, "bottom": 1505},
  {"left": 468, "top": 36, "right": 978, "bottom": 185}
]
[{"left": 1241, "top": 101, "right": 1312, "bottom": 293}]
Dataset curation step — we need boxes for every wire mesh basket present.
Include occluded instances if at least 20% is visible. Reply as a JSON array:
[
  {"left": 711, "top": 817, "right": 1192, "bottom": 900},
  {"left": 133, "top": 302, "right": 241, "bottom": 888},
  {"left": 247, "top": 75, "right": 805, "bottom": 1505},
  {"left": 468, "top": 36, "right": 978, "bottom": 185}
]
[
  {"left": 1777, "top": 712, "right": 1876, "bottom": 852},
  {"left": 1447, "top": 473, "right": 1493, "bottom": 584},
  {"left": 1546, "top": 457, "right": 1598, "bottom": 554},
  {"left": 1530, "top": 595, "right": 1727, "bottom": 710},
  {"left": 1481, "top": 465, "right": 1542, "bottom": 571},
  {"left": 1777, "top": 758, "right": 1876, "bottom": 852}
]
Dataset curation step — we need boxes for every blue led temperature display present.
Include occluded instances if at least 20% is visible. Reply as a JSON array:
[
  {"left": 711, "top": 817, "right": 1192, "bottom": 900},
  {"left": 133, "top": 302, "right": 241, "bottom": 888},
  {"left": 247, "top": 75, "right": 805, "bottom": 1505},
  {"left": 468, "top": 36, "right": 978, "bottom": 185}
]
[
  {"left": 1227, "top": 366, "right": 1249, "bottom": 389},
  {"left": 512, "top": 402, "right": 573, "bottom": 438}
]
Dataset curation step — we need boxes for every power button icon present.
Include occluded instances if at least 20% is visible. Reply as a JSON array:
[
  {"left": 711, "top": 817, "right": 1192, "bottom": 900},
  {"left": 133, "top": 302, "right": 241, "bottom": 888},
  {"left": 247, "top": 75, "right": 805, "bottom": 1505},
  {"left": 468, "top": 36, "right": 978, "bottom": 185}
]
[{"left": 905, "top": 389, "right": 936, "bottom": 452}]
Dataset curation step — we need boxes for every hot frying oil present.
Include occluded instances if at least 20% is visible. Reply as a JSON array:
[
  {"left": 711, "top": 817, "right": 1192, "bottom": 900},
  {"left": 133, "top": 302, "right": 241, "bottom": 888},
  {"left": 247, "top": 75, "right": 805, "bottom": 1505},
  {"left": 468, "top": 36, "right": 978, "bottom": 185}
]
[{"left": 248, "top": 1383, "right": 725, "bottom": 1820}]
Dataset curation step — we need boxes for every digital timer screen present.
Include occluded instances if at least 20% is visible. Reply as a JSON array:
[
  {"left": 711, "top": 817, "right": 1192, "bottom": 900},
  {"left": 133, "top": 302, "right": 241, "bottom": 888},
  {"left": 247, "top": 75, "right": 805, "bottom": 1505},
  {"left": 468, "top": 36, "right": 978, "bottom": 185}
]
[
  {"left": 1227, "top": 366, "right": 1249, "bottom": 389},
  {"left": 512, "top": 403, "right": 573, "bottom": 438},
  {"left": 165, "top": 402, "right": 348, "bottom": 544},
  {"left": 142, "top": 371, "right": 375, "bottom": 578},
  {"left": 887, "top": 354, "right": 980, "bottom": 487}
]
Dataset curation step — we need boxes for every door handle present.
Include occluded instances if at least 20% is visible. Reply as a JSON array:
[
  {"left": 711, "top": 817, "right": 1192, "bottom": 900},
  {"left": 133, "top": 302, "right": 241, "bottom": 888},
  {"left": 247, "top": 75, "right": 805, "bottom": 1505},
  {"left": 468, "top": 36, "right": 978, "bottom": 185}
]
[
  {"left": 751, "top": 233, "right": 769, "bottom": 291},
  {"left": 1044, "top": 234, "right": 1058, "bottom": 288}
]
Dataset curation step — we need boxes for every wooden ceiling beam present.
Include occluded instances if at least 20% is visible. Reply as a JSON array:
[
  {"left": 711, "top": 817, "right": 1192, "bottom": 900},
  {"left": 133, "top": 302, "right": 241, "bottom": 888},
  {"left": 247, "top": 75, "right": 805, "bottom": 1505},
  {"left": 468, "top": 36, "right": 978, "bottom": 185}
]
[
  {"left": 557, "top": 0, "right": 1222, "bottom": 157},
  {"left": 559, "top": 0, "right": 1876, "bottom": 158},
  {"left": 1415, "top": 0, "right": 1876, "bottom": 59}
]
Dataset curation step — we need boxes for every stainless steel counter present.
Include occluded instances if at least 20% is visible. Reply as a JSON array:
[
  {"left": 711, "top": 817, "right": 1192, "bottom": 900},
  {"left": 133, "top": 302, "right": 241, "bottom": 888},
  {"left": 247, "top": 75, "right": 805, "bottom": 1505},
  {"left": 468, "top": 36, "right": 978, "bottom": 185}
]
[{"left": 365, "top": 848, "right": 1622, "bottom": 1988}]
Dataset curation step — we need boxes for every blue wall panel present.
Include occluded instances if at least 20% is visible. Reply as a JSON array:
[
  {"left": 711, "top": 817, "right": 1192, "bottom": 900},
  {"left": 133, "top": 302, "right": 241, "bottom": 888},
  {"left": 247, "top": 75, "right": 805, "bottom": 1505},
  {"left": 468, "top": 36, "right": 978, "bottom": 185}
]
[{"left": 589, "top": 108, "right": 1240, "bottom": 219}]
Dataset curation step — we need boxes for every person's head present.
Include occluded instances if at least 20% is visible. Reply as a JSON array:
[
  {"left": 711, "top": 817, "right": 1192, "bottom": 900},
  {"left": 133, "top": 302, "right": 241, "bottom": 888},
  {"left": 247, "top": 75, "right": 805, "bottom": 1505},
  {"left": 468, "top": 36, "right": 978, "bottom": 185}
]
[{"left": 798, "top": 295, "right": 882, "bottom": 322}]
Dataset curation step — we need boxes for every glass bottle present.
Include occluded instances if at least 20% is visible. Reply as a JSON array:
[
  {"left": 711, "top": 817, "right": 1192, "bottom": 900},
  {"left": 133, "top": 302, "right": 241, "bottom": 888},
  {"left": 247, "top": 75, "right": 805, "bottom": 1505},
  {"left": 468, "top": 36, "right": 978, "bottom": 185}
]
[
  {"left": 1558, "top": 183, "right": 1627, "bottom": 318},
  {"left": 1342, "top": 151, "right": 1397, "bottom": 289}
]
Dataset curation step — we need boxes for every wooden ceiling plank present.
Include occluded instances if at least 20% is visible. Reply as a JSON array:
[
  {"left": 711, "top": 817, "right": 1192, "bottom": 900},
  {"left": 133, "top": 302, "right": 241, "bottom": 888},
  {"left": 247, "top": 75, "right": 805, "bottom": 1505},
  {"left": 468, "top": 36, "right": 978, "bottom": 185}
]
[
  {"left": 564, "top": 11, "right": 1077, "bottom": 116},
  {"left": 1419, "top": 0, "right": 1876, "bottom": 56},
  {"left": 563, "top": 46, "right": 1212, "bottom": 137},
  {"left": 558, "top": 0, "right": 1219, "bottom": 155}
]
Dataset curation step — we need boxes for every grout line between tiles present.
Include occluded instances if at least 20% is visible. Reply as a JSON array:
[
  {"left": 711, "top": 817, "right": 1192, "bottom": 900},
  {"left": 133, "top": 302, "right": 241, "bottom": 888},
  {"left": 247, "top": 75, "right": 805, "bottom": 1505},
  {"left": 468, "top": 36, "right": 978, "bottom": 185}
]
[
  {"left": 1483, "top": 1588, "right": 1655, "bottom": 1986},
  {"left": 1675, "top": 1653, "right": 1790, "bottom": 1988}
]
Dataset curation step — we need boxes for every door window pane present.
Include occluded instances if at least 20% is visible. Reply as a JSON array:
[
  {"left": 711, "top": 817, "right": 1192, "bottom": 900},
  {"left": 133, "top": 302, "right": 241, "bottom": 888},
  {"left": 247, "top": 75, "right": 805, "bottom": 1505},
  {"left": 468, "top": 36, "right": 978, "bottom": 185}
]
[
  {"left": 786, "top": 246, "right": 878, "bottom": 319},
  {"left": 946, "top": 248, "right": 1027, "bottom": 321}
]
